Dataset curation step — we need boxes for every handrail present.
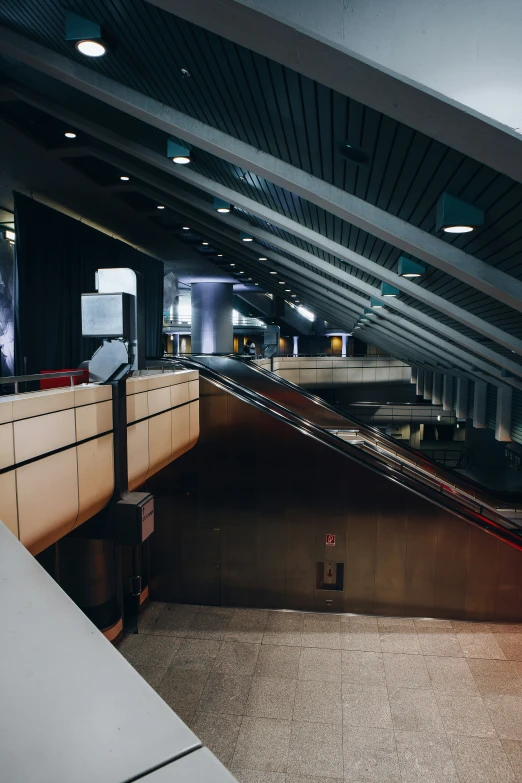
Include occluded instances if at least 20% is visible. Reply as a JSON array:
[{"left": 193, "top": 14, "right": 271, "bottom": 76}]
[
  {"left": 0, "top": 370, "right": 85, "bottom": 394},
  {"left": 169, "top": 356, "right": 522, "bottom": 550}
]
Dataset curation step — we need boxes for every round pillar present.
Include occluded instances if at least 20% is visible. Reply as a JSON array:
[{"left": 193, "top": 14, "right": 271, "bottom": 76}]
[{"left": 191, "top": 283, "right": 233, "bottom": 354}]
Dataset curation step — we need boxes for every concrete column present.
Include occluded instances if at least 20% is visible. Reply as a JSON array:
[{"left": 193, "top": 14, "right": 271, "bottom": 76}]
[
  {"left": 410, "top": 366, "right": 417, "bottom": 385},
  {"left": 293, "top": 336, "right": 299, "bottom": 357},
  {"left": 443, "top": 374, "right": 453, "bottom": 411},
  {"left": 496, "top": 385, "right": 513, "bottom": 442},
  {"left": 416, "top": 368, "right": 425, "bottom": 397},
  {"left": 423, "top": 371, "right": 433, "bottom": 401},
  {"left": 173, "top": 333, "right": 180, "bottom": 355},
  {"left": 341, "top": 334, "right": 348, "bottom": 358},
  {"left": 191, "top": 282, "right": 233, "bottom": 354},
  {"left": 409, "top": 423, "right": 422, "bottom": 448},
  {"left": 456, "top": 378, "right": 469, "bottom": 420},
  {"left": 432, "top": 373, "right": 442, "bottom": 406},
  {"left": 473, "top": 381, "right": 487, "bottom": 428}
]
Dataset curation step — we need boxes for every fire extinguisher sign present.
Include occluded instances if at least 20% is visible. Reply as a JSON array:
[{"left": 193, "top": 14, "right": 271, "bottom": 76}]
[{"left": 326, "top": 533, "right": 336, "bottom": 546}]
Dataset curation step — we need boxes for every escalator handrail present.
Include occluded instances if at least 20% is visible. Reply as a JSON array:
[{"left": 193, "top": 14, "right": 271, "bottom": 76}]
[
  {"left": 171, "top": 356, "right": 522, "bottom": 550},
  {"left": 234, "top": 356, "right": 520, "bottom": 507}
]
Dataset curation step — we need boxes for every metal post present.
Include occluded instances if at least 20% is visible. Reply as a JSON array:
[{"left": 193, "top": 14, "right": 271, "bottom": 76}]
[{"left": 293, "top": 336, "right": 299, "bottom": 357}]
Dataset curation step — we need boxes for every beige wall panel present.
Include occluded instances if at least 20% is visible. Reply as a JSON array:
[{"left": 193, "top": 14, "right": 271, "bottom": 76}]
[
  {"left": 170, "top": 382, "right": 189, "bottom": 408},
  {"left": 74, "top": 384, "right": 111, "bottom": 405},
  {"left": 12, "top": 387, "right": 75, "bottom": 420},
  {"left": 75, "top": 435, "right": 114, "bottom": 527},
  {"left": 17, "top": 450, "right": 79, "bottom": 555},
  {"left": 127, "top": 391, "right": 148, "bottom": 424},
  {"left": 188, "top": 379, "right": 199, "bottom": 401},
  {"left": 316, "top": 369, "right": 333, "bottom": 385},
  {"left": 0, "top": 422, "right": 14, "bottom": 469},
  {"left": 278, "top": 370, "right": 300, "bottom": 384},
  {"left": 14, "top": 409, "right": 76, "bottom": 463},
  {"left": 188, "top": 400, "right": 200, "bottom": 449},
  {"left": 147, "top": 386, "right": 171, "bottom": 416},
  {"left": 126, "top": 377, "right": 149, "bottom": 395},
  {"left": 0, "top": 472, "right": 18, "bottom": 538},
  {"left": 75, "top": 400, "right": 112, "bottom": 441},
  {"left": 147, "top": 411, "right": 172, "bottom": 477},
  {"left": 299, "top": 369, "right": 317, "bottom": 385},
  {"left": 332, "top": 368, "right": 348, "bottom": 384},
  {"left": 127, "top": 421, "right": 149, "bottom": 490},
  {"left": 0, "top": 399, "right": 13, "bottom": 425},
  {"left": 172, "top": 405, "right": 190, "bottom": 460},
  {"left": 147, "top": 372, "right": 179, "bottom": 391}
]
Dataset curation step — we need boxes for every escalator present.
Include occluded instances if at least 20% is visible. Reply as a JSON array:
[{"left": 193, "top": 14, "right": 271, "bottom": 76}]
[{"left": 171, "top": 353, "right": 522, "bottom": 550}]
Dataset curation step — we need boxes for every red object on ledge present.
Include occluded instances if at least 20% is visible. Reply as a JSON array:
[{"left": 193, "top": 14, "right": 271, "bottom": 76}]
[{"left": 40, "top": 368, "right": 89, "bottom": 390}]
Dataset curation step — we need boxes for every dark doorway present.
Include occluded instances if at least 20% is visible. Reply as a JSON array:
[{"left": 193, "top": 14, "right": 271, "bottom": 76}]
[{"left": 181, "top": 528, "right": 221, "bottom": 605}]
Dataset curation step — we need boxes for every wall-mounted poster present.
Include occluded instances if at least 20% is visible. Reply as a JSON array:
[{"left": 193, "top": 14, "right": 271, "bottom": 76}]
[{"left": 0, "top": 239, "right": 15, "bottom": 377}]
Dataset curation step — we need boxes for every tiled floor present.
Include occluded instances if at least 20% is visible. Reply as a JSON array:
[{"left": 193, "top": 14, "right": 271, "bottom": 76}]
[{"left": 116, "top": 603, "right": 522, "bottom": 783}]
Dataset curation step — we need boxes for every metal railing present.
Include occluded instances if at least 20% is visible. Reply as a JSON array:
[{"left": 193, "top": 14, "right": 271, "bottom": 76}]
[{"left": 0, "top": 370, "right": 85, "bottom": 394}]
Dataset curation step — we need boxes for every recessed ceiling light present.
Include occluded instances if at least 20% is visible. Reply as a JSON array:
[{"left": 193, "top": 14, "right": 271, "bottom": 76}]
[
  {"left": 120, "top": 175, "right": 129, "bottom": 181},
  {"left": 278, "top": 281, "right": 285, "bottom": 284},
  {"left": 238, "top": 271, "right": 244, "bottom": 274},
  {"left": 64, "top": 131, "right": 76, "bottom": 139},
  {"left": 285, "top": 289, "right": 291, "bottom": 292},
  {"left": 217, "top": 254, "right": 223, "bottom": 257},
  {"left": 173, "top": 155, "right": 191, "bottom": 164},
  {"left": 270, "top": 271, "right": 277, "bottom": 275},
  {"left": 258, "top": 257, "right": 267, "bottom": 261},
  {"left": 338, "top": 141, "right": 370, "bottom": 165},
  {"left": 230, "top": 263, "right": 235, "bottom": 266},
  {"left": 291, "top": 294, "right": 297, "bottom": 297},
  {"left": 442, "top": 225, "right": 474, "bottom": 234},
  {"left": 182, "top": 226, "right": 190, "bottom": 230},
  {"left": 255, "top": 282, "right": 259, "bottom": 285},
  {"left": 75, "top": 39, "right": 106, "bottom": 57},
  {"left": 240, "top": 231, "right": 254, "bottom": 242},
  {"left": 202, "top": 242, "right": 209, "bottom": 245},
  {"left": 157, "top": 205, "right": 165, "bottom": 210}
]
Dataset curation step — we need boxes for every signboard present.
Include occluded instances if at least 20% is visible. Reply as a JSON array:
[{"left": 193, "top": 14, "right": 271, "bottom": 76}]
[{"left": 326, "top": 533, "right": 335, "bottom": 546}]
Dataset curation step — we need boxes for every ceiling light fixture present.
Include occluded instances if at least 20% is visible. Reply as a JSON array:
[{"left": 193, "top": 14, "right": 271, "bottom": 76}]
[
  {"left": 436, "top": 192, "right": 484, "bottom": 233},
  {"left": 258, "top": 257, "right": 267, "bottom": 261},
  {"left": 238, "top": 271, "right": 244, "bottom": 274},
  {"left": 64, "top": 132, "right": 76, "bottom": 139},
  {"left": 285, "top": 289, "right": 291, "bottom": 292},
  {"left": 217, "top": 254, "right": 223, "bottom": 257},
  {"left": 291, "top": 294, "right": 297, "bottom": 297},
  {"left": 182, "top": 226, "right": 190, "bottom": 230},
  {"left": 157, "top": 205, "right": 165, "bottom": 210},
  {"left": 278, "top": 281, "right": 285, "bottom": 284},
  {"left": 75, "top": 39, "right": 106, "bottom": 57},
  {"left": 370, "top": 297, "right": 384, "bottom": 308},
  {"left": 398, "top": 256, "right": 424, "bottom": 278},
  {"left": 120, "top": 175, "right": 129, "bottom": 181},
  {"left": 230, "top": 263, "right": 235, "bottom": 266},
  {"left": 270, "top": 271, "right": 277, "bottom": 275},
  {"left": 214, "top": 198, "right": 231, "bottom": 213},
  {"left": 240, "top": 231, "right": 254, "bottom": 242},
  {"left": 167, "top": 140, "right": 191, "bottom": 165},
  {"left": 338, "top": 141, "right": 370, "bottom": 166},
  {"left": 202, "top": 242, "right": 209, "bottom": 245},
  {"left": 381, "top": 282, "right": 400, "bottom": 297}
]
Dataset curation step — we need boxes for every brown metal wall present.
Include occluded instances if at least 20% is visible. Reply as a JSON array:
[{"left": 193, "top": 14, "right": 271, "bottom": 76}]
[{"left": 145, "top": 379, "right": 522, "bottom": 621}]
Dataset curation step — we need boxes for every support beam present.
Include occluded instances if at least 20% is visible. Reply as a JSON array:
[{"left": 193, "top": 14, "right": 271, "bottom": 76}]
[
  {"left": 496, "top": 386, "right": 513, "bottom": 442},
  {"left": 411, "top": 367, "right": 418, "bottom": 385},
  {"left": 456, "top": 378, "right": 469, "bottom": 420},
  {"left": 416, "top": 369, "right": 425, "bottom": 397},
  {"left": 146, "top": 0, "right": 522, "bottom": 185},
  {"left": 443, "top": 375, "right": 453, "bottom": 412},
  {"left": 473, "top": 381, "right": 487, "bottom": 429},
  {"left": 423, "top": 371, "right": 433, "bottom": 401},
  {"left": 432, "top": 373, "right": 443, "bottom": 406},
  {"left": 4, "top": 53, "right": 522, "bottom": 313}
]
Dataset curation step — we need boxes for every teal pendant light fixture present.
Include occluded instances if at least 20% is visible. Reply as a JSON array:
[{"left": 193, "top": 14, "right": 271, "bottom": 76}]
[
  {"left": 167, "top": 140, "right": 191, "bottom": 164},
  {"left": 436, "top": 192, "right": 484, "bottom": 233},
  {"left": 65, "top": 11, "right": 106, "bottom": 56},
  {"left": 214, "top": 198, "right": 231, "bottom": 213},
  {"left": 381, "top": 282, "right": 400, "bottom": 297},
  {"left": 240, "top": 231, "right": 254, "bottom": 242},
  {"left": 370, "top": 297, "right": 384, "bottom": 308},
  {"left": 398, "top": 256, "right": 424, "bottom": 278}
]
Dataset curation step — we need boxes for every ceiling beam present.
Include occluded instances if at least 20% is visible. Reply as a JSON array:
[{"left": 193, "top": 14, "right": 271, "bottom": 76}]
[{"left": 3, "top": 39, "right": 522, "bottom": 312}]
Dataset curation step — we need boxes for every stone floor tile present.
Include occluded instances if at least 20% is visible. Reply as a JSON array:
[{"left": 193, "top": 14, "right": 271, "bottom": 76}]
[
  {"left": 286, "top": 777, "right": 342, "bottom": 783},
  {"left": 342, "top": 684, "right": 392, "bottom": 729},
  {"left": 170, "top": 637, "right": 222, "bottom": 673},
  {"left": 190, "top": 711, "right": 242, "bottom": 766},
  {"left": 231, "top": 717, "right": 291, "bottom": 772},
  {"left": 137, "top": 600, "right": 166, "bottom": 633},
  {"left": 116, "top": 632, "right": 181, "bottom": 667},
  {"left": 483, "top": 694, "right": 522, "bottom": 740},
  {"left": 246, "top": 677, "right": 297, "bottom": 720},
  {"left": 301, "top": 615, "right": 341, "bottom": 650},
  {"left": 425, "top": 655, "right": 478, "bottom": 694},
  {"left": 147, "top": 603, "right": 199, "bottom": 637},
  {"left": 496, "top": 634, "right": 522, "bottom": 661},
  {"left": 293, "top": 679, "right": 342, "bottom": 724},
  {"left": 435, "top": 693, "right": 496, "bottom": 737},
  {"left": 457, "top": 631, "right": 506, "bottom": 660},
  {"left": 287, "top": 720, "right": 343, "bottom": 779},
  {"left": 468, "top": 658, "right": 522, "bottom": 696},
  {"left": 388, "top": 687, "right": 444, "bottom": 733},
  {"left": 155, "top": 669, "right": 208, "bottom": 723},
  {"left": 378, "top": 619, "right": 421, "bottom": 655},
  {"left": 186, "top": 607, "right": 234, "bottom": 640},
  {"left": 501, "top": 740, "right": 522, "bottom": 783},
  {"left": 229, "top": 770, "right": 285, "bottom": 783},
  {"left": 415, "top": 622, "right": 463, "bottom": 657},
  {"left": 298, "top": 647, "right": 341, "bottom": 681},
  {"left": 490, "top": 623, "right": 522, "bottom": 635},
  {"left": 213, "top": 641, "right": 261, "bottom": 675},
  {"left": 395, "top": 730, "right": 457, "bottom": 783},
  {"left": 255, "top": 645, "right": 301, "bottom": 679},
  {"left": 226, "top": 610, "right": 269, "bottom": 644},
  {"left": 448, "top": 735, "right": 516, "bottom": 783},
  {"left": 382, "top": 653, "right": 431, "bottom": 688},
  {"left": 341, "top": 650, "right": 386, "bottom": 687},
  {"left": 512, "top": 661, "right": 522, "bottom": 680},
  {"left": 452, "top": 620, "right": 496, "bottom": 634},
  {"left": 263, "top": 612, "right": 304, "bottom": 647},
  {"left": 343, "top": 725, "right": 401, "bottom": 783},
  {"left": 133, "top": 664, "right": 168, "bottom": 689},
  {"left": 198, "top": 672, "right": 253, "bottom": 716},
  {"left": 340, "top": 616, "right": 381, "bottom": 653}
]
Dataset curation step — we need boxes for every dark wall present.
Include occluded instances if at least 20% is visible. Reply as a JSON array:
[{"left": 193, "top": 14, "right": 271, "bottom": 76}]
[
  {"left": 14, "top": 194, "right": 164, "bottom": 373},
  {"left": 145, "top": 378, "right": 522, "bottom": 621}
]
